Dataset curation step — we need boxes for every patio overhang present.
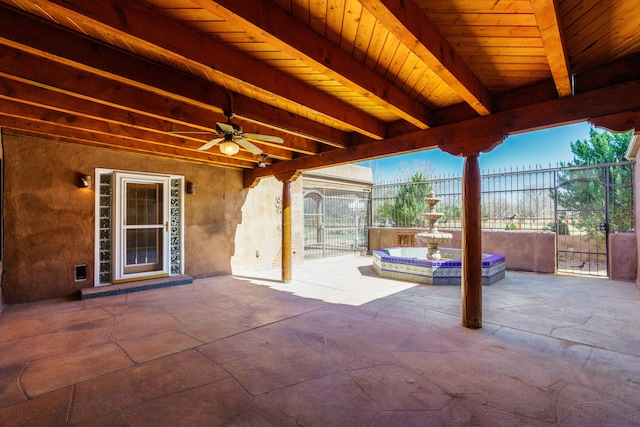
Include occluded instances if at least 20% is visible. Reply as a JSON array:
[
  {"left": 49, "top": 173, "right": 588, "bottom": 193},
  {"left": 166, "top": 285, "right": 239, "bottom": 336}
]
[
  {"left": 0, "top": 1, "right": 638, "bottom": 175},
  {"left": 1, "top": 0, "right": 639, "bottom": 327}
]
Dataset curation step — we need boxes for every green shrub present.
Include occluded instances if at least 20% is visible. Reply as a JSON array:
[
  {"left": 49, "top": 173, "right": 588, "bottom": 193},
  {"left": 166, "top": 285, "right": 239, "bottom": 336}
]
[{"left": 545, "top": 221, "right": 569, "bottom": 235}]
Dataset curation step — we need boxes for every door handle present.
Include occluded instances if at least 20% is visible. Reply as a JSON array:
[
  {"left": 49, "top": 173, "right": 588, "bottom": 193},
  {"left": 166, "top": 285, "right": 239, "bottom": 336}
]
[{"left": 165, "top": 221, "right": 169, "bottom": 232}]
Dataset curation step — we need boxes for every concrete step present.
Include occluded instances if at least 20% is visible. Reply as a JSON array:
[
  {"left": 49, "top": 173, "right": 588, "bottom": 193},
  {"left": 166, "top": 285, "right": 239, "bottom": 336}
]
[{"left": 80, "top": 275, "right": 193, "bottom": 299}]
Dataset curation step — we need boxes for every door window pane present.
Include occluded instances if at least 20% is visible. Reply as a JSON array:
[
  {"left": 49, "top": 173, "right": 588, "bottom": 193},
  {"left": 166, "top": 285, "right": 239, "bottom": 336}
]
[
  {"left": 126, "top": 229, "right": 161, "bottom": 266},
  {"left": 126, "top": 183, "right": 162, "bottom": 225}
]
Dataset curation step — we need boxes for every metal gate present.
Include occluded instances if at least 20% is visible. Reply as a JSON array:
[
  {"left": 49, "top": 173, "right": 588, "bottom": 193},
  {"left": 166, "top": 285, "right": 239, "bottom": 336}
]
[
  {"left": 303, "top": 187, "right": 370, "bottom": 259},
  {"left": 555, "top": 178, "right": 608, "bottom": 276},
  {"left": 554, "top": 163, "right": 634, "bottom": 277}
]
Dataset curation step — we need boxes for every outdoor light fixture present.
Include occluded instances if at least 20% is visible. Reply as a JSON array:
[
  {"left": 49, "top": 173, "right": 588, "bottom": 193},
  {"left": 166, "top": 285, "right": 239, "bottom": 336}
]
[
  {"left": 186, "top": 182, "right": 195, "bottom": 195},
  {"left": 219, "top": 141, "right": 240, "bottom": 156},
  {"left": 78, "top": 174, "right": 92, "bottom": 189}
]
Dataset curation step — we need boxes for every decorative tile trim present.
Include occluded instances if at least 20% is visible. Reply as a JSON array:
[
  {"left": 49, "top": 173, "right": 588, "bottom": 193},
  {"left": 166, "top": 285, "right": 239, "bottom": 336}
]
[{"left": 373, "top": 247, "right": 506, "bottom": 286}]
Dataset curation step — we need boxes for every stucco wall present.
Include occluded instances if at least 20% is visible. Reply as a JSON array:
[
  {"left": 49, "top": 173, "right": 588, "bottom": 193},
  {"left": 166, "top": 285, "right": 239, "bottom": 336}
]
[
  {"left": 0, "top": 133, "right": 3, "bottom": 310},
  {"left": 369, "top": 227, "right": 556, "bottom": 273},
  {"left": 369, "top": 227, "right": 639, "bottom": 277},
  {"left": 303, "top": 164, "right": 374, "bottom": 185},
  {"left": 609, "top": 233, "right": 637, "bottom": 281},
  {"left": 636, "top": 160, "right": 640, "bottom": 288},
  {"left": 231, "top": 176, "right": 304, "bottom": 271},
  {"left": 453, "top": 230, "right": 556, "bottom": 274},
  {"left": 2, "top": 134, "right": 297, "bottom": 303}
]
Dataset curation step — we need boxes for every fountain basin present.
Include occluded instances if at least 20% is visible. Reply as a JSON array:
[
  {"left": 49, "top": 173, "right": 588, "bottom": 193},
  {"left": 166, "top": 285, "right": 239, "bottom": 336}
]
[{"left": 372, "top": 247, "right": 505, "bottom": 285}]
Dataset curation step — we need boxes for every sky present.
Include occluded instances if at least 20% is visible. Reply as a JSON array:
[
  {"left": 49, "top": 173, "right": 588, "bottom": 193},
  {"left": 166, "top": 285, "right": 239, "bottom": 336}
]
[{"left": 358, "top": 121, "right": 593, "bottom": 181}]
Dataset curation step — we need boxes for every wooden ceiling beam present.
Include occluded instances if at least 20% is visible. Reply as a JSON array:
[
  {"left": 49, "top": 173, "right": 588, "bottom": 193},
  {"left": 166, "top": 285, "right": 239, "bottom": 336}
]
[
  {"left": 196, "top": 0, "right": 433, "bottom": 130},
  {"left": 0, "top": 4, "right": 227, "bottom": 120},
  {"left": 0, "top": 75, "right": 315, "bottom": 159},
  {"left": 0, "top": 45, "right": 231, "bottom": 135},
  {"left": 572, "top": 53, "right": 640, "bottom": 94},
  {"left": 8, "top": 1, "right": 382, "bottom": 141},
  {"left": 0, "top": 46, "right": 327, "bottom": 159},
  {"left": 589, "top": 111, "right": 640, "bottom": 134},
  {"left": 0, "top": 79, "right": 298, "bottom": 162},
  {"left": 0, "top": 47, "right": 205, "bottom": 129},
  {"left": 0, "top": 97, "right": 271, "bottom": 163},
  {"left": 530, "top": 0, "right": 572, "bottom": 97},
  {"left": 8, "top": 127, "right": 251, "bottom": 170},
  {"left": 359, "top": 0, "right": 492, "bottom": 116},
  {"left": 0, "top": 76, "right": 193, "bottom": 142},
  {"left": 228, "top": 96, "right": 348, "bottom": 150},
  {"left": 0, "top": 4, "right": 346, "bottom": 149},
  {"left": 245, "top": 78, "right": 640, "bottom": 186},
  {"left": 0, "top": 117, "right": 256, "bottom": 169}
]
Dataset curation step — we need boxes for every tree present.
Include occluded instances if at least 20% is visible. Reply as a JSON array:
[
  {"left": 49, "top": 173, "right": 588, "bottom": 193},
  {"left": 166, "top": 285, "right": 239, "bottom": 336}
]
[
  {"left": 360, "top": 158, "right": 437, "bottom": 184},
  {"left": 391, "top": 172, "right": 431, "bottom": 227},
  {"left": 545, "top": 212, "right": 570, "bottom": 235},
  {"left": 562, "top": 129, "right": 631, "bottom": 166},
  {"left": 394, "top": 159, "right": 437, "bottom": 181},
  {"left": 556, "top": 128, "right": 633, "bottom": 235},
  {"left": 438, "top": 204, "right": 462, "bottom": 225},
  {"left": 374, "top": 201, "right": 395, "bottom": 226}
]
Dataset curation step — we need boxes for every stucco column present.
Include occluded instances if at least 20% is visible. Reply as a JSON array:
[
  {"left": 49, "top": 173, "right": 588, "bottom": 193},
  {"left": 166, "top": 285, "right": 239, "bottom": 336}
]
[
  {"left": 462, "top": 154, "right": 482, "bottom": 328},
  {"left": 281, "top": 179, "right": 292, "bottom": 284}
]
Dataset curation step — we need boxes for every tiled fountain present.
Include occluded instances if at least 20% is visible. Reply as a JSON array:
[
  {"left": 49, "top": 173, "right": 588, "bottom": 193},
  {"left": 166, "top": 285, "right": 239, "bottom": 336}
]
[{"left": 373, "top": 192, "right": 505, "bottom": 285}]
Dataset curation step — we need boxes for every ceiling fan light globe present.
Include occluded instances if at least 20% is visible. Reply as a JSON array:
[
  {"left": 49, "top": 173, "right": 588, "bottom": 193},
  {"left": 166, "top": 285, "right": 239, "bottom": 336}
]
[{"left": 219, "top": 141, "right": 240, "bottom": 156}]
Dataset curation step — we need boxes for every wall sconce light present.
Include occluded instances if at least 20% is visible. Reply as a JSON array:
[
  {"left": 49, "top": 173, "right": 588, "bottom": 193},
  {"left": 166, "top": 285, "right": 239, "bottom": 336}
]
[
  {"left": 186, "top": 182, "right": 195, "bottom": 195},
  {"left": 78, "top": 174, "right": 92, "bottom": 189}
]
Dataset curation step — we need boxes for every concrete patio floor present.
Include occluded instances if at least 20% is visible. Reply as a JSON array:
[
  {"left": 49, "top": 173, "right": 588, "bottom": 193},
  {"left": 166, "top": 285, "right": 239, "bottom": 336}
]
[{"left": 1, "top": 255, "right": 639, "bottom": 426}]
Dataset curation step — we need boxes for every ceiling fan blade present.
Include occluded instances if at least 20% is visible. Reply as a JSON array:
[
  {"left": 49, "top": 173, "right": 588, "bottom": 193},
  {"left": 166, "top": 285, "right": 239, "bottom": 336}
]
[
  {"left": 243, "top": 133, "right": 284, "bottom": 143},
  {"left": 198, "top": 137, "right": 224, "bottom": 151},
  {"left": 216, "top": 122, "right": 235, "bottom": 134},
  {"left": 236, "top": 138, "right": 263, "bottom": 155}
]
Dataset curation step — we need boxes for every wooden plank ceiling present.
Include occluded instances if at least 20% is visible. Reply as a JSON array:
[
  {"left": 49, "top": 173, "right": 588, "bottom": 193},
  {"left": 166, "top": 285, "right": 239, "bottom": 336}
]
[{"left": 0, "top": 0, "right": 639, "bottom": 186}]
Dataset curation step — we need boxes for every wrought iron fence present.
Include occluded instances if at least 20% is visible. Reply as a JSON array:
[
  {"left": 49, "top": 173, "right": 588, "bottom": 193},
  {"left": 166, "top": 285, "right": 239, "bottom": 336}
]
[
  {"left": 303, "top": 185, "right": 370, "bottom": 260},
  {"left": 372, "top": 162, "right": 634, "bottom": 232},
  {"left": 303, "top": 162, "right": 634, "bottom": 269}
]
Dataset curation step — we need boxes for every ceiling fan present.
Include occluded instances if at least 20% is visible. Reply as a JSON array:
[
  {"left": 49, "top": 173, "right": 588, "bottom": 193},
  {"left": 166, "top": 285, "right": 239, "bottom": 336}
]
[{"left": 177, "top": 110, "right": 284, "bottom": 156}]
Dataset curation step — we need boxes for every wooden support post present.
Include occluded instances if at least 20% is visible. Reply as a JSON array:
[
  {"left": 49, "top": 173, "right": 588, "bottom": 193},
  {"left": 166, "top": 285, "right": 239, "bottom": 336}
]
[
  {"left": 441, "top": 134, "right": 504, "bottom": 328},
  {"left": 462, "top": 154, "right": 482, "bottom": 328},
  {"left": 281, "top": 179, "right": 292, "bottom": 284},
  {"left": 275, "top": 170, "right": 300, "bottom": 284}
]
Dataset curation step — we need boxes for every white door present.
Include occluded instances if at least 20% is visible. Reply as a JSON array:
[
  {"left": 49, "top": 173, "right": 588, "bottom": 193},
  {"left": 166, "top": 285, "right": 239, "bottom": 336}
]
[{"left": 114, "top": 172, "right": 171, "bottom": 282}]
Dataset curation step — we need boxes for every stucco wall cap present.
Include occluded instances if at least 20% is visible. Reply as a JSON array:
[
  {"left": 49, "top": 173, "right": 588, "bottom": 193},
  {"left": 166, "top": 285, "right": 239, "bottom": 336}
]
[
  {"left": 625, "top": 134, "right": 639, "bottom": 160},
  {"left": 302, "top": 164, "right": 373, "bottom": 185}
]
